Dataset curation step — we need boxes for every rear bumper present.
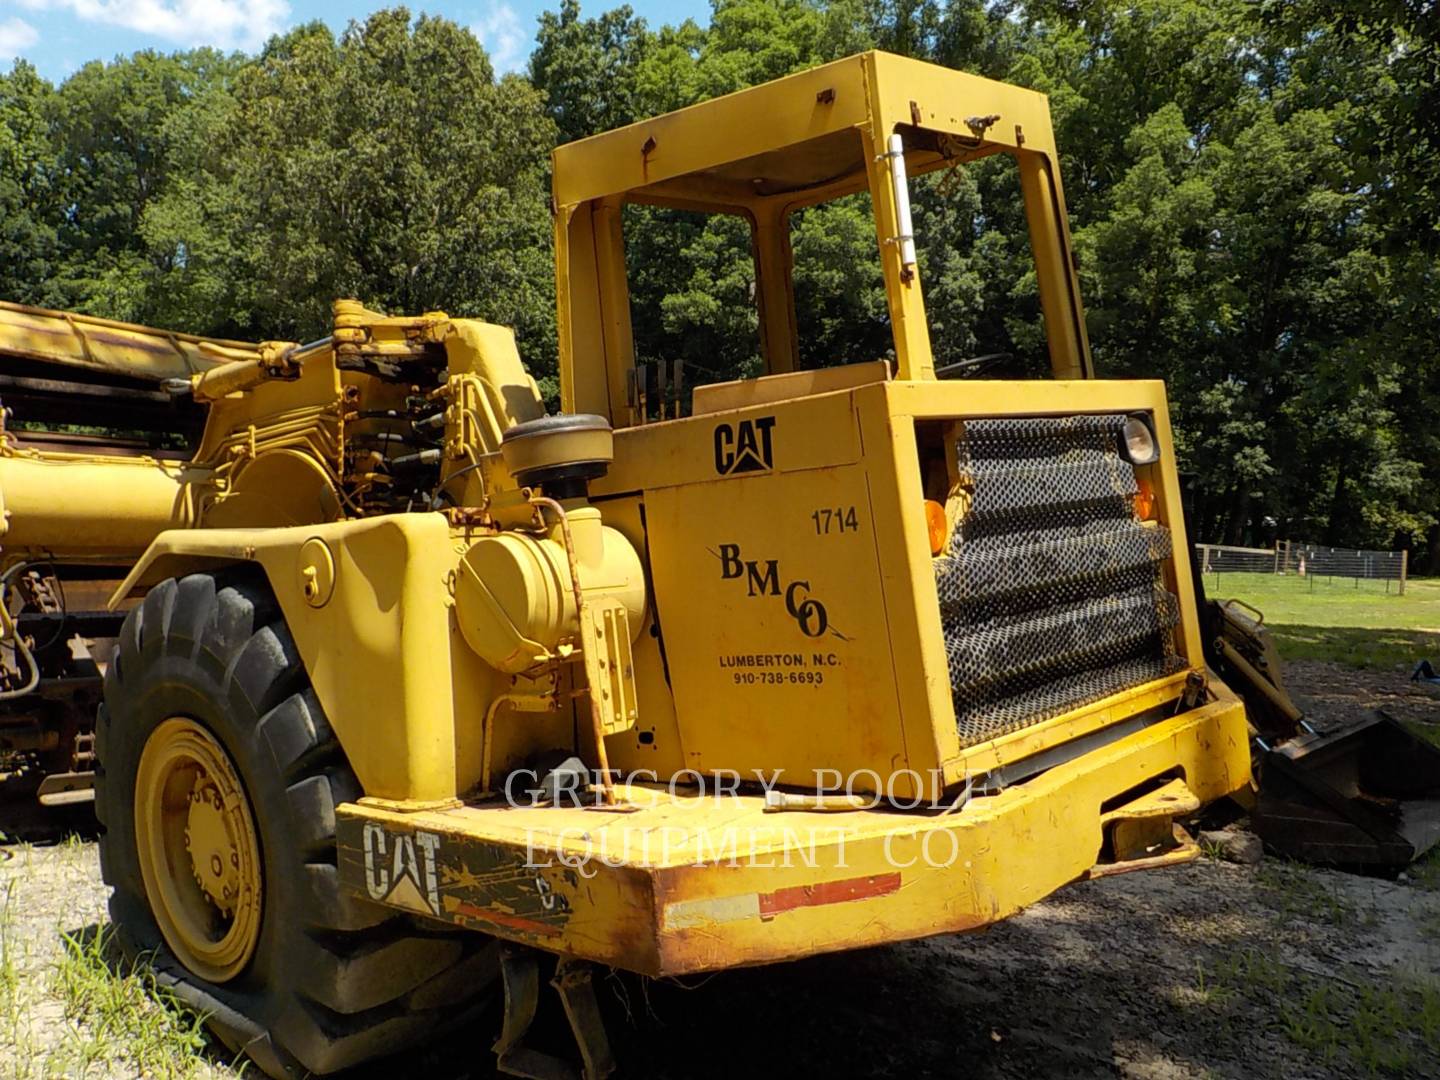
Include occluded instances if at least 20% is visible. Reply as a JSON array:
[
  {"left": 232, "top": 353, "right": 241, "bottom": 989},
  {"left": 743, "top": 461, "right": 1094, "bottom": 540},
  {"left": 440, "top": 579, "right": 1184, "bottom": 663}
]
[{"left": 336, "top": 688, "right": 1250, "bottom": 976}]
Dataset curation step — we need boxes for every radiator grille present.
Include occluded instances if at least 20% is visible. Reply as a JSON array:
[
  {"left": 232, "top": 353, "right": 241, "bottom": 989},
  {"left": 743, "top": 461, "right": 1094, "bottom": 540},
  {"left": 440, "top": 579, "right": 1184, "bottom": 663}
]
[{"left": 934, "top": 414, "right": 1183, "bottom": 747}]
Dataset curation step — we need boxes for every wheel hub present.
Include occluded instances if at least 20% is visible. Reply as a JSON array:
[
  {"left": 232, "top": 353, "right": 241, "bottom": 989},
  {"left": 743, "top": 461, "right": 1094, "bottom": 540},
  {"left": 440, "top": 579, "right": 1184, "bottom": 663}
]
[
  {"left": 134, "top": 718, "right": 262, "bottom": 983},
  {"left": 186, "top": 778, "right": 242, "bottom": 915}
]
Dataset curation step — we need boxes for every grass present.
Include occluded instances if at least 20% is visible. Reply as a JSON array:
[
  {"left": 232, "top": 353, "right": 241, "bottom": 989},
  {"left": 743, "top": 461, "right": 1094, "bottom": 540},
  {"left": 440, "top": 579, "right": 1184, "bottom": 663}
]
[
  {"left": 0, "top": 839, "right": 235, "bottom": 1080},
  {"left": 1197, "top": 834, "right": 1228, "bottom": 861},
  {"left": 1203, "top": 572, "right": 1440, "bottom": 670},
  {"left": 1255, "top": 860, "right": 1372, "bottom": 928},
  {"left": 0, "top": 879, "right": 21, "bottom": 1042},
  {"left": 1203, "top": 948, "right": 1440, "bottom": 1076},
  {"left": 49, "top": 926, "right": 220, "bottom": 1079},
  {"left": 1413, "top": 849, "right": 1440, "bottom": 892}
]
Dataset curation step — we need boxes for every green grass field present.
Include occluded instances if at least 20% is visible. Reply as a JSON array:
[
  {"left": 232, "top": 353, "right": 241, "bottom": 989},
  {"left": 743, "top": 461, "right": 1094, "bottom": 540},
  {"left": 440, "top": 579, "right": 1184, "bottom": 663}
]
[{"left": 1199, "top": 572, "right": 1440, "bottom": 671}]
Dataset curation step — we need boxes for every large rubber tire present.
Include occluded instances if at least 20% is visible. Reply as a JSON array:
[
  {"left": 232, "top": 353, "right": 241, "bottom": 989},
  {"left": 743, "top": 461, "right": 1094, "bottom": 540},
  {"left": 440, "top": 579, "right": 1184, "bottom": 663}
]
[{"left": 96, "top": 569, "right": 497, "bottom": 1077}]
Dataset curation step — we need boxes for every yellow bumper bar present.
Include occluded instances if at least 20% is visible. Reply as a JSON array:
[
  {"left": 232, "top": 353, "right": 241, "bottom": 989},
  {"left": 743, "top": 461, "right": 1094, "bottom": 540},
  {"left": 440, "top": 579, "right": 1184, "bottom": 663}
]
[{"left": 336, "top": 691, "right": 1249, "bottom": 976}]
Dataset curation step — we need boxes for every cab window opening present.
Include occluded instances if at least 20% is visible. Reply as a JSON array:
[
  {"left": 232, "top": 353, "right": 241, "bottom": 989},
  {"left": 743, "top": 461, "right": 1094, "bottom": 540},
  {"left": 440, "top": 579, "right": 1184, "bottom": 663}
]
[
  {"left": 907, "top": 149, "right": 1049, "bottom": 381},
  {"left": 622, "top": 203, "right": 761, "bottom": 421},
  {"left": 614, "top": 135, "right": 1053, "bottom": 424}
]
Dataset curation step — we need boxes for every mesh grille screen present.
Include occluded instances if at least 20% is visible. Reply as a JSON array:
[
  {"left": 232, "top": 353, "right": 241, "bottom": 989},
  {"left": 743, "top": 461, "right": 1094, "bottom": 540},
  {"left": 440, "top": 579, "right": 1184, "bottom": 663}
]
[{"left": 934, "top": 414, "right": 1184, "bottom": 747}]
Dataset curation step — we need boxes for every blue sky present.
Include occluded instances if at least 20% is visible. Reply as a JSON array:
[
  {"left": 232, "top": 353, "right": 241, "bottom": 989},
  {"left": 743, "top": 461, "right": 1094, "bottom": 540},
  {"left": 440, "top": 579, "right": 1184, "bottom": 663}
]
[{"left": 0, "top": 0, "right": 710, "bottom": 82}]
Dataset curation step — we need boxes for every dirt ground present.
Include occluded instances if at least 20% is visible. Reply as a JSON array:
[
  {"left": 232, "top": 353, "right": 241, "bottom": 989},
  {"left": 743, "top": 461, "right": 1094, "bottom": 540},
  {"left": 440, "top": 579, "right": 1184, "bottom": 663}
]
[{"left": 1, "top": 663, "right": 1437, "bottom": 1079}]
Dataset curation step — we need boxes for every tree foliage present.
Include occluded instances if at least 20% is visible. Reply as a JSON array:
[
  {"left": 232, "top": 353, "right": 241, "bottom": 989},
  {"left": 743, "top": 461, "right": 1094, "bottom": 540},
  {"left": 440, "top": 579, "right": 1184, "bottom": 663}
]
[{"left": 1, "top": 1, "right": 1436, "bottom": 562}]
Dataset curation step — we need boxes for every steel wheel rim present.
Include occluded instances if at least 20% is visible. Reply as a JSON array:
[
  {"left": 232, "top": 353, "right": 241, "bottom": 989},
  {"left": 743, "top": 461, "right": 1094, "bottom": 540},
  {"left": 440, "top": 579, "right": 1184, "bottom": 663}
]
[{"left": 134, "top": 717, "right": 262, "bottom": 983}]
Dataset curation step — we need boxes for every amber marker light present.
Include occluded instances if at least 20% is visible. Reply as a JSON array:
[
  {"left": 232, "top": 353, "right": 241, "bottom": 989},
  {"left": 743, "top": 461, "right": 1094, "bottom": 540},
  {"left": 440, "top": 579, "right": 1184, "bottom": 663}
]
[
  {"left": 925, "top": 500, "right": 949, "bottom": 555},
  {"left": 1134, "top": 477, "right": 1158, "bottom": 521}
]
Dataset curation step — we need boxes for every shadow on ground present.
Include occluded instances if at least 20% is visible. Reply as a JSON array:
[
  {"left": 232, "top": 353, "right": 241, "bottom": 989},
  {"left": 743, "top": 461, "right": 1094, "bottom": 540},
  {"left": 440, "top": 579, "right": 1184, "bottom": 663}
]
[{"left": 1273, "top": 624, "right": 1440, "bottom": 673}]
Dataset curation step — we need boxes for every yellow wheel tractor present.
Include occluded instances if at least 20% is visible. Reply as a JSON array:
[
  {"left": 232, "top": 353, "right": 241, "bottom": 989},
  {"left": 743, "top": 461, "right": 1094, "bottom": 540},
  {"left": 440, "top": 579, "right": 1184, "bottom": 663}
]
[{"left": 0, "top": 51, "right": 1428, "bottom": 1078}]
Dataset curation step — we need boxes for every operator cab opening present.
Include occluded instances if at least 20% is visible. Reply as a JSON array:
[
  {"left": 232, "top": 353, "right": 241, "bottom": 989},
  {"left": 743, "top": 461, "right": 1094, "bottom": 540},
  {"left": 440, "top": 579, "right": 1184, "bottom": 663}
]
[{"left": 553, "top": 51, "right": 1093, "bottom": 429}]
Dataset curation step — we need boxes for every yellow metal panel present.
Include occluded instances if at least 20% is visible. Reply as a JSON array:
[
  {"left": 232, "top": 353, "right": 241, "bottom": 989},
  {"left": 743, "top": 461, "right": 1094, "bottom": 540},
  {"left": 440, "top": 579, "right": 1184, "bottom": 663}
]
[
  {"left": 589, "top": 388, "right": 863, "bottom": 498},
  {"left": 851, "top": 387, "right": 960, "bottom": 781},
  {"left": 580, "top": 598, "right": 638, "bottom": 736},
  {"left": 585, "top": 495, "right": 690, "bottom": 780},
  {"left": 645, "top": 460, "right": 913, "bottom": 793},
  {"left": 690, "top": 360, "right": 890, "bottom": 415},
  {"left": 442, "top": 320, "right": 546, "bottom": 436},
  {"left": 552, "top": 58, "right": 871, "bottom": 211},
  {"left": 865, "top": 51, "right": 1058, "bottom": 155},
  {"left": 190, "top": 345, "right": 342, "bottom": 467},
  {"left": 111, "top": 516, "right": 484, "bottom": 802}
]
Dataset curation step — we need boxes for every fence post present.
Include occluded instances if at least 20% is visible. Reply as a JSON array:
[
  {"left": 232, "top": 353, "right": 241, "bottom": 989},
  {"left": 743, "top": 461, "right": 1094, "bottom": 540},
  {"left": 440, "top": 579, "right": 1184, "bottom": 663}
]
[{"left": 1400, "top": 549, "right": 1408, "bottom": 596}]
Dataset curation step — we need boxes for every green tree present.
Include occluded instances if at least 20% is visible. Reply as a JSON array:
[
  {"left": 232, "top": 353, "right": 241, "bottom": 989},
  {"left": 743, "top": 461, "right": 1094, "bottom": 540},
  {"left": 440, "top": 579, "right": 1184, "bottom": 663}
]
[
  {"left": 531, "top": 0, "right": 651, "bottom": 143},
  {"left": 146, "top": 9, "right": 561, "bottom": 385},
  {"left": 1, "top": 0, "right": 1436, "bottom": 561},
  {"left": 48, "top": 49, "right": 240, "bottom": 321},
  {"left": 0, "top": 61, "right": 62, "bottom": 306}
]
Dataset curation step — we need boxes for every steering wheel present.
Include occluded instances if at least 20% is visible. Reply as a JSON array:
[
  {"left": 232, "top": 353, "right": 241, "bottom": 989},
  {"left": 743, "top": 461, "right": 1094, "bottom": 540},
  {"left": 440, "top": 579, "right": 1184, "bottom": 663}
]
[{"left": 934, "top": 352, "right": 1013, "bottom": 379}]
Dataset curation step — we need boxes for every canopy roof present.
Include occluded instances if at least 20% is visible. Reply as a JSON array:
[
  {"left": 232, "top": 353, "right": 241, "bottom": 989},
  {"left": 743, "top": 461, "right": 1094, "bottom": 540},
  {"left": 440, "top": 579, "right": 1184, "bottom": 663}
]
[{"left": 551, "top": 50, "right": 1060, "bottom": 216}]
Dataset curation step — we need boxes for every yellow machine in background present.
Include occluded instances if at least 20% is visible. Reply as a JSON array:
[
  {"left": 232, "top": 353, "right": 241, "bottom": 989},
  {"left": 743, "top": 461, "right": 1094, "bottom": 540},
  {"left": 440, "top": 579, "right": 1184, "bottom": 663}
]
[{"left": 0, "top": 52, "right": 1251, "bottom": 1079}]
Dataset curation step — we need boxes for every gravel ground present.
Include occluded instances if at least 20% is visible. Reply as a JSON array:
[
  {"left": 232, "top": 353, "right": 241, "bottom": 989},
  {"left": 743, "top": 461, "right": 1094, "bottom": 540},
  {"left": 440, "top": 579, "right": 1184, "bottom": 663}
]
[
  {"left": 0, "top": 838, "right": 234, "bottom": 1080},
  {"left": 611, "top": 856, "right": 1440, "bottom": 1080},
  {"left": 1, "top": 662, "right": 1436, "bottom": 1079}
]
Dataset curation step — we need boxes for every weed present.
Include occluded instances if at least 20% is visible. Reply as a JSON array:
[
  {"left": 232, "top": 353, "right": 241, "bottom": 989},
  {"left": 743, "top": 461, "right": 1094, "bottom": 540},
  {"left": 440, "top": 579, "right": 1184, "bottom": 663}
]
[
  {"left": 50, "top": 924, "right": 215, "bottom": 1079},
  {"left": 1256, "top": 861, "right": 1359, "bottom": 927},
  {"left": 1411, "top": 848, "right": 1440, "bottom": 895},
  {"left": 1209, "top": 948, "right": 1288, "bottom": 998},
  {"left": 0, "top": 861, "right": 41, "bottom": 1079},
  {"left": 1277, "top": 980, "right": 1340, "bottom": 1063},
  {"left": 1415, "top": 903, "right": 1440, "bottom": 939},
  {"left": 1190, "top": 960, "right": 1234, "bottom": 1007},
  {"left": 1197, "top": 835, "right": 1227, "bottom": 861},
  {"left": 1206, "top": 946, "right": 1440, "bottom": 1077},
  {"left": 1415, "top": 978, "right": 1440, "bottom": 1044},
  {"left": 0, "top": 881, "right": 17, "bottom": 1009}
]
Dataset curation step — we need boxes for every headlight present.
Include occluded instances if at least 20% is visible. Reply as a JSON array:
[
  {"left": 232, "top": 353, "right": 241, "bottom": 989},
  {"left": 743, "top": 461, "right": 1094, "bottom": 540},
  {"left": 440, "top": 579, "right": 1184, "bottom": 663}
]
[{"left": 1120, "top": 416, "right": 1159, "bottom": 464}]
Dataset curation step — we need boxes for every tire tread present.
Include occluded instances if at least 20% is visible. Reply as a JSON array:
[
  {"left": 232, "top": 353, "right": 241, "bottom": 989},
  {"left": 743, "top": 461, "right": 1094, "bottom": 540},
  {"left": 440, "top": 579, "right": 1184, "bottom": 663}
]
[{"left": 97, "top": 569, "right": 496, "bottom": 1078}]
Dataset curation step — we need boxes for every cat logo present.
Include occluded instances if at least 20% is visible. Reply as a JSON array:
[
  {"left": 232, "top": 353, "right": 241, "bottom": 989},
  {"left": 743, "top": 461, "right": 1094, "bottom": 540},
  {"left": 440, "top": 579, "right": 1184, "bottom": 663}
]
[
  {"left": 362, "top": 823, "right": 442, "bottom": 916},
  {"left": 713, "top": 416, "right": 777, "bottom": 475}
]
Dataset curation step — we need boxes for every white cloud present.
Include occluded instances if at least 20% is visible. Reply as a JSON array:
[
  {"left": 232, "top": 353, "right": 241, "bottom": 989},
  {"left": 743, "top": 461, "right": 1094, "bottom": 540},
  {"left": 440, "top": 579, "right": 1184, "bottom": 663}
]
[
  {"left": 0, "top": 16, "right": 39, "bottom": 59},
  {"left": 15, "top": 0, "right": 289, "bottom": 51},
  {"left": 470, "top": 0, "right": 526, "bottom": 75}
]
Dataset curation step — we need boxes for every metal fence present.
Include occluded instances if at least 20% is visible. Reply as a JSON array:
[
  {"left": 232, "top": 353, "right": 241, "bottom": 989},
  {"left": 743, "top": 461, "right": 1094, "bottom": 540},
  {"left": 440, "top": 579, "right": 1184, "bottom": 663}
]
[{"left": 1194, "top": 540, "right": 1410, "bottom": 594}]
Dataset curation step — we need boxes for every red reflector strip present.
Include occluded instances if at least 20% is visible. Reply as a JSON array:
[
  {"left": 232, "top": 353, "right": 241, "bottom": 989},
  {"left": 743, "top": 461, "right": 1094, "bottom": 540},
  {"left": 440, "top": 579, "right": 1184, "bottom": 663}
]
[
  {"left": 452, "top": 899, "right": 562, "bottom": 937},
  {"left": 758, "top": 872, "right": 902, "bottom": 919}
]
